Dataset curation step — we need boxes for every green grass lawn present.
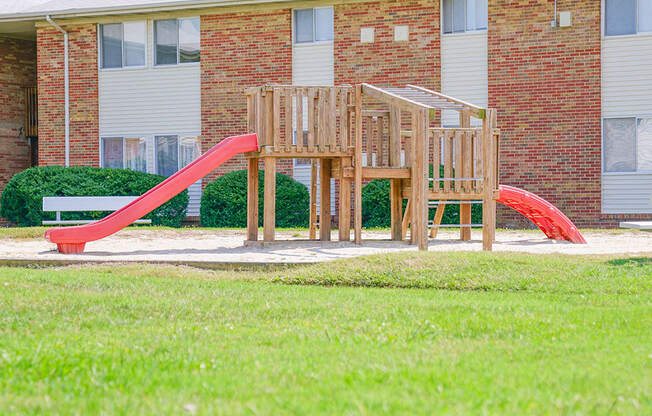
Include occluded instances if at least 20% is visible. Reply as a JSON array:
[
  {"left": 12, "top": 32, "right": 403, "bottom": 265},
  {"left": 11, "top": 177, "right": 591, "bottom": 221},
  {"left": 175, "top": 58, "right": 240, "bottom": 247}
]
[{"left": 1, "top": 252, "right": 650, "bottom": 414}]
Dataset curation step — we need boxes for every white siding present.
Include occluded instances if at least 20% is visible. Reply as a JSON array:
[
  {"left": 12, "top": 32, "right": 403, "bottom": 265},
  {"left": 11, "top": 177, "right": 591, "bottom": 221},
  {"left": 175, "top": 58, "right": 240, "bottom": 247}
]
[
  {"left": 441, "top": 32, "right": 488, "bottom": 127},
  {"left": 98, "top": 20, "right": 202, "bottom": 217},
  {"left": 602, "top": 174, "right": 652, "bottom": 214},
  {"left": 602, "top": 35, "right": 652, "bottom": 117},
  {"left": 601, "top": 34, "right": 652, "bottom": 213},
  {"left": 292, "top": 42, "right": 335, "bottom": 213}
]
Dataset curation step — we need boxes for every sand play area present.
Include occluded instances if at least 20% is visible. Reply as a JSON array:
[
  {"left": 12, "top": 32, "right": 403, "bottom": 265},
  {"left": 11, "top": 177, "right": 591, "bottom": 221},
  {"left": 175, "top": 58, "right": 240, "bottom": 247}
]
[{"left": 0, "top": 228, "right": 651, "bottom": 266}]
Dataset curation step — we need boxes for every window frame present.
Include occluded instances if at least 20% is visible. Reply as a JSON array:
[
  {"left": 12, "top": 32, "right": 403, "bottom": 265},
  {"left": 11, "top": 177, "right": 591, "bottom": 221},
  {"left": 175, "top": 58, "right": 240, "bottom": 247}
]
[
  {"left": 292, "top": 7, "right": 335, "bottom": 45},
  {"left": 153, "top": 133, "right": 201, "bottom": 176},
  {"left": 602, "top": 0, "right": 652, "bottom": 38},
  {"left": 602, "top": 115, "right": 652, "bottom": 175},
  {"left": 99, "top": 136, "right": 149, "bottom": 172},
  {"left": 154, "top": 17, "right": 201, "bottom": 66},
  {"left": 98, "top": 21, "right": 147, "bottom": 70},
  {"left": 440, "top": 0, "right": 488, "bottom": 36}
]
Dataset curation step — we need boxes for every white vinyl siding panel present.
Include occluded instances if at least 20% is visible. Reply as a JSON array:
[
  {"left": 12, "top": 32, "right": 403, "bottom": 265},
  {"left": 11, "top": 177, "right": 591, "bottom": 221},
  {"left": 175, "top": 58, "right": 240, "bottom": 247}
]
[
  {"left": 292, "top": 42, "right": 335, "bottom": 213},
  {"left": 602, "top": 35, "right": 652, "bottom": 117},
  {"left": 602, "top": 174, "right": 652, "bottom": 213},
  {"left": 601, "top": 34, "right": 652, "bottom": 213},
  {"left": 441, "top": 32, "right": 488, "bottom": 127}
]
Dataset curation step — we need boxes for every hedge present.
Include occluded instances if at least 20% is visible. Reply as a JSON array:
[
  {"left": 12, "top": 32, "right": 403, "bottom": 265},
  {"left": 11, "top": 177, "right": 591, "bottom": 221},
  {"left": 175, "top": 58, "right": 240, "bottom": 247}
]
[
  {"left": 0, "top": 166, "right": 188, "bottom": 227},
  {"left": 362, "top": 165, "right": 482, "bottom": 228},
  {"left": 200, "top": 169, "right": 309, "bottom": 228}
]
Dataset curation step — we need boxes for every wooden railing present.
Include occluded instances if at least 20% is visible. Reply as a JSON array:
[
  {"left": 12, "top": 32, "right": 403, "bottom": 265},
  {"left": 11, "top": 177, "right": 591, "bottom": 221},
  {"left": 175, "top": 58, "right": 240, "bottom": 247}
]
[
  {"left": 246, "top": 85, "right": 354, "bottom": 155},
  {"left": 429, "top": 127, "right": 483, "bottom": 194},
  {"left": 24, "top": 87, "right": 37, "bottom": 137}
]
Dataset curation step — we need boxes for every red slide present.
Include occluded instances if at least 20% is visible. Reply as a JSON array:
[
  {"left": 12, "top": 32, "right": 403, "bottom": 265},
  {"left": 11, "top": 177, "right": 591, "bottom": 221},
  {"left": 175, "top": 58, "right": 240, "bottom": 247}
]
[
  {"left": 46, "top": 133, "right": 258, "bottom": 254},
  {"left": 497, "top": 185, "right": 586, "bottom": 244}
]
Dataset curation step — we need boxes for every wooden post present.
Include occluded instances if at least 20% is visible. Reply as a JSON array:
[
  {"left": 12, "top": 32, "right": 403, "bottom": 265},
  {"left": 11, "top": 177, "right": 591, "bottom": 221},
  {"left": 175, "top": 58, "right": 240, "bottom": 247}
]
[
  {"left": 459, "top": 109, "right": 472, "bottom": 241},
  {"left": 389, "top": 105, "right": 402, "bottom": 240},
  {"left": 320, "top": 159, "right": 332, "bottom": 241},
  {"left": 339, "top": 158, "right": 351, "bottom": 241},
  {"left": 429, "top": 203, "right": 446, "bottom": 238},
  {"left": 309, "top": 160, "right": 318, "bottom": 239},
  {"left": 411, "top": 110, "right": 428, "bottom": 250},
  {"left": 263, "top": 157, "right": 276, "bottom": 242},
  {"left": 354, "top": 85, "right": 363, "bottom": 244},
  {"left": 247, "top": 158, "right": 259, "bottom": 242},
  {"left": 482, "top": 109, "right": 496, "bottom": 251},
  {"left": 401, "top": 198, "right": 411, "bottom": 240}
]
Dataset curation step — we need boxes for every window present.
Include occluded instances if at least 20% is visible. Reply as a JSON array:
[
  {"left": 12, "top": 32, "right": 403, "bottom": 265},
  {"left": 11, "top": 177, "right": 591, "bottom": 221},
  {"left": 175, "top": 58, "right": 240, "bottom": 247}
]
[
  {"left": 442, "top": 0, "right": 487, "bottom": 34},
  {"left": 100, "top": 22, "right": 146, "bottom": 68},
  {"left": 155, "top": 135, "right": 200, "bottom": 176},
  {"left": 603, "top": 117, "right": 652, "bottom": 172},
  {"left": 605, "top": 0, "right": 652, "bottom": 36},
  {"left": 101, "top": 137, "right": 147, "bottom": 172},
  {"left": 155, "top": 18, "right": 200, "bottom": 65},
  {"left": 294, "top": 7, "right": 334, "bottom": 43}
]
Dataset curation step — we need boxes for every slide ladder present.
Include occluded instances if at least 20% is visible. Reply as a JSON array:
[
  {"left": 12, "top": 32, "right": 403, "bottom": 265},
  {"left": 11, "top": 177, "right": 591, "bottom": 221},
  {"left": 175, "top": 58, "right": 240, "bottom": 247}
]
[
  {"left": 497, "top": 185, "right": 586, "bottom": 244},
  {"left": 46, "top": 133, "right": 258, "bottom": 254}
]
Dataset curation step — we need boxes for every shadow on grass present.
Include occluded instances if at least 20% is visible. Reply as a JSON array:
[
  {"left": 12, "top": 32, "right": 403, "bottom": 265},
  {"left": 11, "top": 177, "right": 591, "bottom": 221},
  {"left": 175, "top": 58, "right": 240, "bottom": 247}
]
[{"left": 606, "top": 257, "right": 652, "bottom": 267}]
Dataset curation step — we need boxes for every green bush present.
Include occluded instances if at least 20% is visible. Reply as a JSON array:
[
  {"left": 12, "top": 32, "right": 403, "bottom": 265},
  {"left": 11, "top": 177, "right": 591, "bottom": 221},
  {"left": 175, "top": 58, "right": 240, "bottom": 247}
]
[
  {"left": 362, "top": 165, "right": 482, "bottom": 228},
  {"left": 201, "top": 169, "right": 309, "bottom": 228},
  {"left": 0, "top": 166, "right": 188, "bottom": 227}
]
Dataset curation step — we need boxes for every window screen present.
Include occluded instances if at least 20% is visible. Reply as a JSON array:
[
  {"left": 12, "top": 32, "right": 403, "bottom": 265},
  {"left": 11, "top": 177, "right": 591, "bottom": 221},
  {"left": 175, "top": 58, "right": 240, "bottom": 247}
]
[
  {"left": 295, "top": 9, "right": 314, "bottom": 43},
  {"left": 155, "top": 19, "right": 178, "bottom": 65},
  {"left": 101, "top": 24, "right": 122, "bottom": 68},
  {"left": 179, "top": 136, "right": 201, "bottom": 168},
  {"left": 156, "top": 135, "right": 179, "bottom": 177},
  {"left": 123, "top": 22, "right": 146, "bottom": 67},
  {"left": 125, "top": 137, "right": 147, "bottom": 172},
  {"left": 102, "top": 137, "right": 123, "bottom": 169},
  {"left": 637, "top": 119, "right": 652, "bottom": 171},
  {"left": 604, "top": 118, "right": 636, "bottom": 172},
  {"left": 179, "top": 18, "right": 200, "bottom": 63},
  {"left": 443, "top": 0, "right": 487, "bottom": 33},
  {"left": 605, "top": 0, "right": 636, "bottom": 36},
  {"left": 315, "top": 8, "right": 334, "bottom": 41}
]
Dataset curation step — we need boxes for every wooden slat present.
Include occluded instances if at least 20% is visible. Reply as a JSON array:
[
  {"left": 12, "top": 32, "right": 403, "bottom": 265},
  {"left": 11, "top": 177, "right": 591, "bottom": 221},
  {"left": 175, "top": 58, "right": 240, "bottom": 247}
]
[
  {"left": 339, "top": 88, "right": 348, "bottom": 152},
  {"left": 284, "top": 88, "right": 292, "bottom": 151},
  {"left": 432, "top": 130, "right": 440, "bottom": 191},
  {"left": 406, "top": 84, "right": 486, "bottom": 119},
  {"left": 354, "top": 85, "right": 363, "bottom": 244},
  {"left": 264, "top": 91, "right": 273, "bottom": 146},
  {"left": 443, "top": 130, "right": 453, "bottom": 193},
  {"left": 255, "top": 91, "right": 263, "bottom": 142},
  {"left": 364, "top": 116, "right": 373, "bottom": 166},
  {"left": 307, "top": 88, "right": 314, "bottom": 151},
  {"left": 361, "top": 83, "right": 432, "bottom": 111},
  {"left": 377, "top": 116, "right": 385, "bottom": 167},
  {"left": 474, "top": 129, "right": 482, "bottom": 192},
  {"left": 362, "top": 167, "right": 411, "bottom": 179},
  {"left": 454, "top": 130, "right": 462, "bottom": 193},
  {"left": 272, "top": 88, "right": 280, "bottom": 151},
  {"left": 389, "top": 105, "right": 401, "bottom": 167},
  {"left": 329, "top": 87, "right": 337, "bottom": 151}
]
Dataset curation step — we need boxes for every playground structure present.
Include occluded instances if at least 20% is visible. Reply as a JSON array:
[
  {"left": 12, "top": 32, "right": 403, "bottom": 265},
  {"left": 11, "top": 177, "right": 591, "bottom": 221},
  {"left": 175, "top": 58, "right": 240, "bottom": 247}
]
[
  {"left": 245, "top": 83, "right": 503, "bottom": 250},
  {"left": 45, "top": 83, "right": 585, "bottom": 254}
]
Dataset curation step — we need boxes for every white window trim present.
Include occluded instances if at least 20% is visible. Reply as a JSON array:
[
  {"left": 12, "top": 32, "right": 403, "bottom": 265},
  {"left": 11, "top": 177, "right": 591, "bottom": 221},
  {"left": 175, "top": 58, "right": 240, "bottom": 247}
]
[
  {"left": 292, "top": 7, "right": 335, "bottom": 46},
  {"left": 99, "top": 136, "right": 149, "bottom": 172},
  {"left": 601, "top": 0, "right": 652, "bottom": 39},
  {"left": 98, "top": 22, "right": 148, "bottom": 71},
  {"left": 602, "top": 115, "right": 652, "bottom": 175},
  {"left": 153, "top": 132, "right": 201, "bottom": 175},
  {"left": 440, "top": 0, "right": 488, "bottom": 36},
  {"left": 153, "top": 17, "right": 201, "bottom": 67}
]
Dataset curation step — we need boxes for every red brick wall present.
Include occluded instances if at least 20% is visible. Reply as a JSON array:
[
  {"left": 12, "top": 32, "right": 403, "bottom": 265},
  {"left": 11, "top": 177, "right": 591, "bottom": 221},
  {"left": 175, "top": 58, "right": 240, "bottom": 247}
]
[
  {"left": 489, "top": 0, "right": 650, "bottom": 226},
  {"left": 0, "top": 36, "right": 37, "bottom": 219},
  {"left": 36, "top": 24, "right": 98, "bottom": 167},
  {"left": 200, "top": 10, "right": 293, "bottom": 180}
]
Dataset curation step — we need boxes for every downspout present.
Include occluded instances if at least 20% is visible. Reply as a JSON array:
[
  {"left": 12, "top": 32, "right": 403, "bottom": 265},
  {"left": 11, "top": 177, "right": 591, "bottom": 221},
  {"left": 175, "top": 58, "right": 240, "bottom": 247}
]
[{"left": 46, "top": 15, "right": 70, "bottom": 167}]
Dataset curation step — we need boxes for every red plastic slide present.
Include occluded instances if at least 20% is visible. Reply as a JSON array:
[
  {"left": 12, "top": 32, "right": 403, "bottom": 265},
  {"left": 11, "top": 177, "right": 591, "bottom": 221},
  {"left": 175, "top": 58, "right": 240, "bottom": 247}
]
[
  {"left": 497, "top": 185, "right": 586, "bottom": 244},
  {"left": 46, "top": 133, "right": 258, "bottom": 254}
]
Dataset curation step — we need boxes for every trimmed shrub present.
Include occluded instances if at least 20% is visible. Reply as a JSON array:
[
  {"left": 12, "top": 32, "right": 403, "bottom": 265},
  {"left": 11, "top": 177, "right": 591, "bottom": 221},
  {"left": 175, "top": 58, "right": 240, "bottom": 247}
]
[
  {"left": 362, "top": 165, "right": 482, "bottom": 228},
  {"left": 201, "top": 169, "right": 309, "bottom": 228},
  {"left": 0, "top": 166, "right": 188, "bottom": 227}
]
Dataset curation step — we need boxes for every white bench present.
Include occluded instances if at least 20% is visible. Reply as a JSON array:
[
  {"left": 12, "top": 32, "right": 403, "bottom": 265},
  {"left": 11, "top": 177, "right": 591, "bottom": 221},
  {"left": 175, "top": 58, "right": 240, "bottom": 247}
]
[
  {"left": 42, "top": 196, "right": 152, "bottom": 225},
  {"left": 620, "top": 221, "right": 652, "bottom": 230}
]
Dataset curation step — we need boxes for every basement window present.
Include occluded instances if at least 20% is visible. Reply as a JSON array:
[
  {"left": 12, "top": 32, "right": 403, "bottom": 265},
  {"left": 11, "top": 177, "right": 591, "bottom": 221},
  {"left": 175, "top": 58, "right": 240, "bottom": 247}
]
[
  {"left": 442, "top": 0, "right": 487, "bottom": 34},
  {"left": 100, "top": 22, "right": 146, "bottom": 68},
  {"left": 294, "top": 7, "right": 334, "bottom": 44},
  {"left": 605, "top": 0, "right": 652, "bottom": 36},
  {"left": 154, "top": 18, "right": 200, "bottom": 65},
  {"left": 603, "top": 117, "right": 652, "bottom": 172}
]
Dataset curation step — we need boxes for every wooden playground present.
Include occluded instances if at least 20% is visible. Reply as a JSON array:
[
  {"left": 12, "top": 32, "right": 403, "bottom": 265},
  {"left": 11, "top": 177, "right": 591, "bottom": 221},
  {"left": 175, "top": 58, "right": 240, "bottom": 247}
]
[{"left": 244, "top": 83, "right": 500, "bottom": 251}]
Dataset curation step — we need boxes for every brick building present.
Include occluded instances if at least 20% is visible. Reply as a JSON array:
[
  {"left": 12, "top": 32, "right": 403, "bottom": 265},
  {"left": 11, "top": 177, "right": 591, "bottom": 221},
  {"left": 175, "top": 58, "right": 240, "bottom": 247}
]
[{"left": 0, "top": 0, "right": 650, "bottom": 226}]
